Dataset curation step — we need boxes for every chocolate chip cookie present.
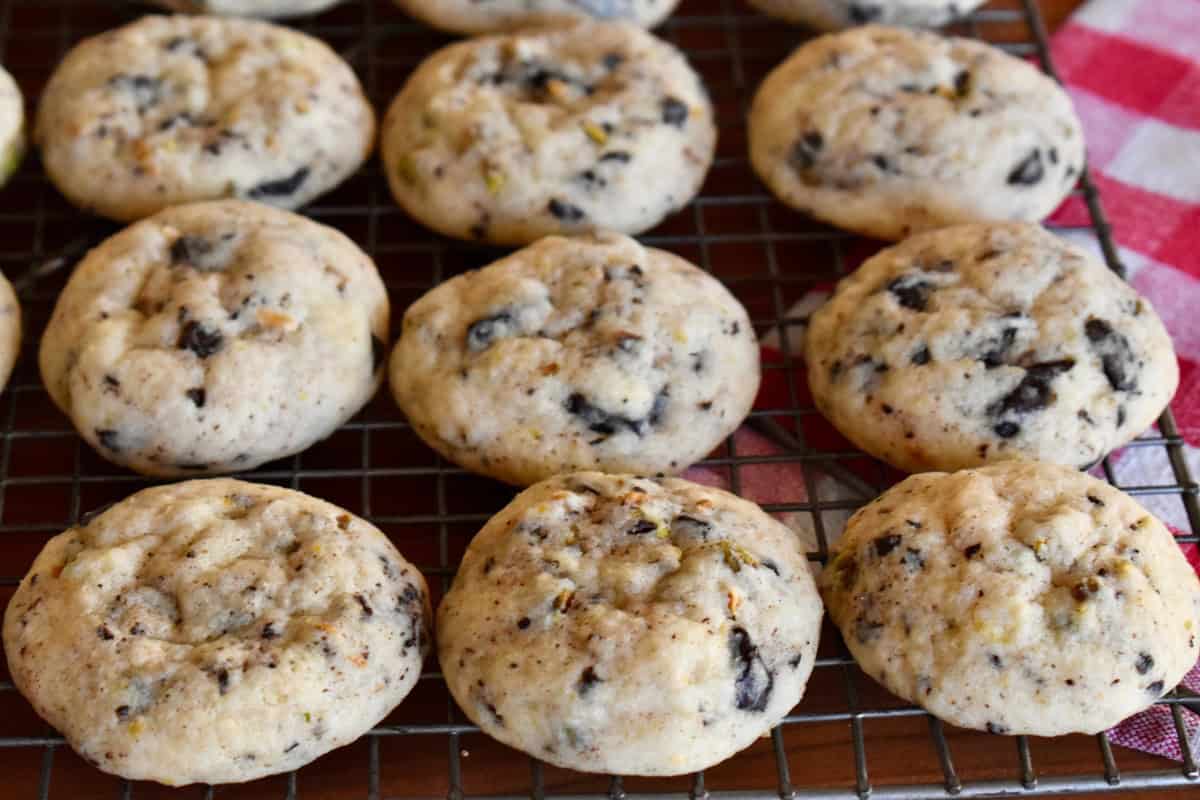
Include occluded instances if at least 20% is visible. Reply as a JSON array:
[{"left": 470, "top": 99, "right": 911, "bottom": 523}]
[
  {"left": 0, "top": 270, "right": 20, "bottom": 393},
  {"left": 805, "top": 223, "right": 1177, "bottom": 473},
  {"left": 39, "top": 200, "right": 388, "bottom": 477},
  {"left": 821, "top": 462, "right": 1200, "bottom": 736},
  {"left": 381, "top": 21, "right": 715, "bottom": 245},
  {"left": 389, "top": 232, "right": 759, "bottom": 485},
  {"left": 3, "top": 479, "right": 431, "bottom": 785},
  {"left": 749, "top": 25, "right": 1084, "bottom": 240},
  {"left": 439, "top": 472, "right": 823, "bottom": 774},
  {"left": 36, "top": 14, "right": 374, "bottom": 222},
  {"left": 0, "top": 65, "right": 25, "bottom": 188}
]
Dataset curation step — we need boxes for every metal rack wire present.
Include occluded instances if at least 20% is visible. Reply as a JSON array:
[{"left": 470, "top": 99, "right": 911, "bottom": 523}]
[{"left": 0, "top": 0, "right": 1196, "bottom": 797}]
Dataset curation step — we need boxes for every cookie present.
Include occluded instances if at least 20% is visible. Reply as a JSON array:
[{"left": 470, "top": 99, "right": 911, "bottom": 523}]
[
  {"left": 35, "top": 15, "right": 375, "bottom": 222},
  {"left": 0, "top": 270, "right": 20, "bottom": 393},
  {"left": 391, "top": 0, "right": 680, "bottom": 35},
  {"left": 3, "top": 479, "right": 431, "bottom": 786},
  {"left": 744, "top": 0, "right": 984, "bottom": 30},
  {"left": 748, "top": 25, "right": 1084, "bottom": 240},
  {"left": 439, "top": 472, "right": 823, "bottom": 774},
  {"left": 39, "top": 200, "right": 388, "bottom": 477},
  {"left": 148, "top": 0, "right": 343, "bottom": 17},
  {"left": 389, "top": 232, "right": 759, "bottom": 485},
  {"left": 820, "top": 462, "right": 1200, "bottom": 736},
  {"left": 805, "top": 223, "right": 1177, "bottom": 473},
  {"left": 0, "top": 65, "right": 25, "bottom": 188},
  {"left": 381, "top": 21, "right": 715, "bottom": 245}
]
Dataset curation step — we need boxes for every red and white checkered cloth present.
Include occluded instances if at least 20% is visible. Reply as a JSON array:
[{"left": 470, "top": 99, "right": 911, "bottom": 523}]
[{"left": 687, "top": 0, "right": 1200, "bottom": 763}]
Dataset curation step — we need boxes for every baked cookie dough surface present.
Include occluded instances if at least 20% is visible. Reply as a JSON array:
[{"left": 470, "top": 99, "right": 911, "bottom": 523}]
[
  {"left": 389, "top": 232, "right": 759, "bottom": 485},
  {"left": 821, "top": 462, "right": 1200, "bottom": 736},
  {"left": 0, "top": 65, "right": 25, "bottom": 188},
  {"left": 39, "top": 200, "right": 388, "bottom": 477},
  {"left": 392, "top": 0, "right": 680, "bottom": 34},
  {"left": 381, "top": 21, "right": 715, "bottom": 245},
  {"left": 36, "top": 14, "right": 374, "bottom": 222},
  {"left": 148, "top": 0, "right": 343, "bottom": 17},
  {"left": 805, "top": 223, "right": 1177, "bottom": 473},
  {"left": 3, "top": 479, "right": 431, "bottom": 786},
  {"left": 0, "top": 270, "right": 19, "bottom": 394},
  {"left": 749, "top": 25, "right": 1084, "bottom": 240},
  {"left": 439, "top": 472, "right": 824, "bottom": 774},
  {"left": 745, "top": 0, "right": 985, "bottom": 30}
]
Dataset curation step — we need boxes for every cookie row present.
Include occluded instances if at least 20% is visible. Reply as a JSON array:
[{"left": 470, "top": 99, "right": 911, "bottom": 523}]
[
  {"left": 30, "top": 211, "right": 1182, "bottom": 498},
  {"left": 380, "top": 20, "right": 1084, "bottom": 245},
  {"left": 1, "top": 474, "right": 820, "bottom": 784},
  {"left": 8, "top": 460, "right": 1197, "bottom": 785},
  {"left": 0, "top": 65, "right": 25, "bottom": 390},
  {"left": 17, "top": 14, "right": 714, "bottom": 243},
  {"left": 339, "top": 220, "right": 1174, "bottom": 486},
  {"left": 382, "top": 20, "right": 1084, "bottom": 244},
  {"left": 35, "top": 200, "right": 757, "bottom": 481},
  {"left": 12, "top": 13, "right": 1086, "bottom": 249},
  {"left": 445, "top": 463, "right": 1200, "bottom": 763}
]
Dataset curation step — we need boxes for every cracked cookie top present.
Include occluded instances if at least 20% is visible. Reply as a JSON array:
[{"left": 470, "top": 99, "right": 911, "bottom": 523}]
[
  {"left": 805, "top": 223, "right": 1177, "bottom": 473},
  {"left": 35, "top": 14, "right": 374, "bottom": 222},
  {"left": 39, "top": 200, "right": 388, "bottom": 477},
  {"left": 820, "top": 462, "right": 1200, "bottom": 736},
  {"left": 3, "top": 479, "right": 431, "bottom": 785},
  {"left": 438, "top": 472, "right": 823, "bottom": 775},
  {"left": 381, "top": 21, "right": 715, "bottom": 245},
  {"left": 749, "top": 25, "right": 1084, "bottom": 240},
  {"left": 389, "top": 231, "right": 759, "bottom": 485}
]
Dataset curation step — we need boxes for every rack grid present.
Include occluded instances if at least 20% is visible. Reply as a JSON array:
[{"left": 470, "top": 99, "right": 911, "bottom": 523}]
[{"left": 0, "top": 0, "right": 1196, "bottom": 797}]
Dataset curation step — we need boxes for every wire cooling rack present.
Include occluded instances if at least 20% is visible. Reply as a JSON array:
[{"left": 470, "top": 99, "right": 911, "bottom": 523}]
[{"left": 0, "top": 0, "right": 1197, "bottom": 797}]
